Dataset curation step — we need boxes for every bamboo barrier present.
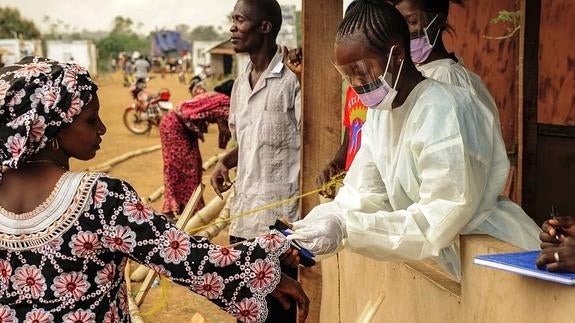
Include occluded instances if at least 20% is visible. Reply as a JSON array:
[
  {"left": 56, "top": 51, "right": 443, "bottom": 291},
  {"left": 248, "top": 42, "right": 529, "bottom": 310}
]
[
  {"left": 130, "top": 189, "right": 231, "bottom": 283},
  {"left": 201, "top": 151, "right": 228, "bottom": 171},
  {"left": 195, "top": 189, "right": 233, "bottom": 239},
  {"left": 125, "top": 261, "right": 145, "bottom": 323},
  {"left": 145, "top": 186, "right": 165, "bottom": 203},
  {"left": 134, "top": 185, "right": 205, "bottom": 306},
  {"left": 86, "top": 144, "right": 161, "bottom": 172},
  {"left": 185, "top": 190, "right": 231, "bottom": 234}
]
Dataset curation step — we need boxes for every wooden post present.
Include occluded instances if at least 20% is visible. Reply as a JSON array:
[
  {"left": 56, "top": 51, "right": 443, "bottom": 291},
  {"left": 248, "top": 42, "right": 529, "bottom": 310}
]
[
  {"left": 301, "top": 1, "right": 343, "bottom": 322},
  {"left": 517, "top": 0, "right": 541, "bottom": 215}
]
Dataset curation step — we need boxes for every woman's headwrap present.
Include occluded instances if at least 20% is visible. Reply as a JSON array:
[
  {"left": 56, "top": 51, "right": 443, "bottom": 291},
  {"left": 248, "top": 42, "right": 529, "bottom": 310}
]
[{"left": 0, "top": 56, "right": 97, "bottom": 178}]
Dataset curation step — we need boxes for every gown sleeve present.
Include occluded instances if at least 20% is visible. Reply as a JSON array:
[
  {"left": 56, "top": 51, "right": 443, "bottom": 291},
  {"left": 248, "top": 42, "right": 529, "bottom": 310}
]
[{"left": 94, "top": 175, "right": 288, "bottom": 323}]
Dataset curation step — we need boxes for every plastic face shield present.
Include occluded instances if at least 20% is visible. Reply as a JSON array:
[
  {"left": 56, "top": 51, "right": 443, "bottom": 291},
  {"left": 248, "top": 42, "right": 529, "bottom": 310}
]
[
  {"left": 333, "top": 51, "right": 394, "bottom": 95},
  {"left": 410, "top": 13, "right": 440, "bottom": 42}
]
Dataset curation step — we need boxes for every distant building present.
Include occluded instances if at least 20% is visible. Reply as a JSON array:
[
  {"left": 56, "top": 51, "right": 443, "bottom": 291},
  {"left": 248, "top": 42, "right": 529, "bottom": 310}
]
[
  {"left": 0, "top": 39, "right": 43, "bottom": 66},
  {"left": 45, "top": 40, "right": 98, "bottom": 76}
]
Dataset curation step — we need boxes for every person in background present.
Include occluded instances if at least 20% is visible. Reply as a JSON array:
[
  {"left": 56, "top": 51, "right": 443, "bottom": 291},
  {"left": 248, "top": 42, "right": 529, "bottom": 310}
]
[
  {"left": 159, "top": 80, "right": 233, "bottom": 221},
  {"left": 391, "top": 0, "right": 500, "bottom": 122},
  {"left": 133, "top": 54, "right": 150, "bottom": 83},
  {"left": 287, "top": 0, "right": 541, "bottom": 281},
  {"left": 537, "top": 213, "right": 575, "bottom": 272},
  {"left": 210, "top": 0, "right": 302, "bottom": 321},
  {"left": 0, "top": 56, "right": 308, "bottom": 322}
]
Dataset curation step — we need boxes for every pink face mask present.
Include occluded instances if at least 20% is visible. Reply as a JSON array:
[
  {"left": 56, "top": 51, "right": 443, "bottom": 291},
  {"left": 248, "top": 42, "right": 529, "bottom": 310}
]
[
  {"left": 410, "top": 14, "right": 440, "bottom": 64},
  {"left": 353, "top": 46, "right": 404, "bottom": 110}
]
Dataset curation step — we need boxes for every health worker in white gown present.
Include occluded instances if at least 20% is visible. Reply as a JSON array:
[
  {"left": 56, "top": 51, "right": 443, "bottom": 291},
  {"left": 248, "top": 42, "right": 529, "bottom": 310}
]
[{"left": 288, "top": 0, "right": 540, "bottom": 281}]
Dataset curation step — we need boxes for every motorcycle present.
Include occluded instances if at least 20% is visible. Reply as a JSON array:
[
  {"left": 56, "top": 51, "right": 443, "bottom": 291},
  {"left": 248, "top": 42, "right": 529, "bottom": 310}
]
[{"left": 123, "top": 80, "right": 173, "bottom": 135}]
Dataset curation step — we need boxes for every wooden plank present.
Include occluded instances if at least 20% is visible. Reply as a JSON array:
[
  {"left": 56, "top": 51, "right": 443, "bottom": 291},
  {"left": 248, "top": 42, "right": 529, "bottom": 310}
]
[
  {"left": 445, "top": 1, "right": 519, "bottom": 151},
  {"left": 518, "top": 0, "right": 541, "bottom": 216},
  {"left": 134, "top": 184, "right": 204, "bottom": 306},
  {"left": 301, "top": 1, "right": 343, "bottom": 322},
  {"left": 537, "top": 0, "right": 575, "bottom": 125}
]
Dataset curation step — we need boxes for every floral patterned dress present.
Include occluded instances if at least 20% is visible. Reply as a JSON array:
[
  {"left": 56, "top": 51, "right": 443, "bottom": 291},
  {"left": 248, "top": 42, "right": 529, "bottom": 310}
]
[
  {"left": 0, "top": 171, "right": 288, "bottom": 323},
  {"left": 159, "top": 92, "right": 230, "bottom": 215}
]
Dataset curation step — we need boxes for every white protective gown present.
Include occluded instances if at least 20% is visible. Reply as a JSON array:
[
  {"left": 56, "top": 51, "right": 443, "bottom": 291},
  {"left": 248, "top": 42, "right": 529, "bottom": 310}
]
[
  {"left": 306, "top": 79, "right": 541, "bottom": 280},
  {"left": 417, "top": 58, "right": 499, "bottom": 124}
]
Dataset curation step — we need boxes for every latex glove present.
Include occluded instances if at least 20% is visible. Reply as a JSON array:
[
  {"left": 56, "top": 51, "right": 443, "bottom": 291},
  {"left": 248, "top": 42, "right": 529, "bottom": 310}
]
[{"left": 287, "top": 210, "right": 346, "bottom": 255}]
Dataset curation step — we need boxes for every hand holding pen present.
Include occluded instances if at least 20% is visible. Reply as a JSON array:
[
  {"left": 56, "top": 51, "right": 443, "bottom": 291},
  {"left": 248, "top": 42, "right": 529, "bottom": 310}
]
[{"left": 540, "top": 206, "right": 575, "bottom": 249}]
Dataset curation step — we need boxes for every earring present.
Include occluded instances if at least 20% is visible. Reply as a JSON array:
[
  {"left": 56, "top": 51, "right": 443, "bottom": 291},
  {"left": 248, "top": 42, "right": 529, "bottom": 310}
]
[{"left": 51, "top": 138, "right": 60, "bottom": 151}]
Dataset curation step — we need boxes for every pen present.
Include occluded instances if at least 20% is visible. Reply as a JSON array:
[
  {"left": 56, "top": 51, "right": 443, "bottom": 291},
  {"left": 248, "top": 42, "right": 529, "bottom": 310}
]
[{"left": 551, "top": 205, "right": 562, "bottom": 241}]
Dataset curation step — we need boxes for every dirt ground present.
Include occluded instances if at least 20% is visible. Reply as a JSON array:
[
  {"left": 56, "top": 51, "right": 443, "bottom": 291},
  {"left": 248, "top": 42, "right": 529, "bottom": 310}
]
[{"left": 70, "top": 72, "right": 235, "bottom": 322}]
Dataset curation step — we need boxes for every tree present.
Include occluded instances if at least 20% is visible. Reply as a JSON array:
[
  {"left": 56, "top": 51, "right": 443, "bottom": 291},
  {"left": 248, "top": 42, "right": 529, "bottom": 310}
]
[
  {"left": 189, "top": 25, "right": 226, "bottom": 41},
  {"left": 112, "top": 16, "right": 134, "bottom": 34},
  {"left": 0, "top": 7, "right": 41, "bottom": 39}
]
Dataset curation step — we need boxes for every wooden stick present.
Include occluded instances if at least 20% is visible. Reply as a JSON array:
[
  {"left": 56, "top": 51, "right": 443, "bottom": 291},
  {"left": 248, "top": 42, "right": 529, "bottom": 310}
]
[
  {"left": 133, "top": 184, "right": 204, "bottom": 306},
  {"left": 86, "top": 144, "right": 161, "bottom": 172}
]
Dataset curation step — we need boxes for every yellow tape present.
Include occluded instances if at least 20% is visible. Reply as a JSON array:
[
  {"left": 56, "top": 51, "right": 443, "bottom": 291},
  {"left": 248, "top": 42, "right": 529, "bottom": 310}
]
[
  {"left": 138, "top": 172, "right": 345, "bottom": 317},
  {"left": 190, "top": 172, "right": 346, "bottom": 233}
]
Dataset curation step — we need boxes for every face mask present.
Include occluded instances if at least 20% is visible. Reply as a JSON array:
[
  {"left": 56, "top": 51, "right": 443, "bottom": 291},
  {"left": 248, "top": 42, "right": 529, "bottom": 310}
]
[
  {"left": 410, "top": 14, "right": 440, "bottom": 64},
  {"left": 353, "top": 46, "right": 404, "bottom": 110}
]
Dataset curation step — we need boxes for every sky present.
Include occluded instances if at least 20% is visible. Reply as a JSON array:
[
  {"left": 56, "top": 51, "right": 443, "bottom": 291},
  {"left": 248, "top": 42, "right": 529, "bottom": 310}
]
[{"left": 1, "top": 0, "right": 354, "bottom": 35}]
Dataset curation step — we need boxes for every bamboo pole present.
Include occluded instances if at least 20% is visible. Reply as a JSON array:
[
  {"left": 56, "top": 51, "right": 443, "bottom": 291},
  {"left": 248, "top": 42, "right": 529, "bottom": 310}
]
[
  {"left": 195, "top": 189, "right": 233, "bottom": 239},
  {"left": 184, "top": 189, "right": 231, "bottom": 234},
  {"left": 133, "top": 184, "right": 204, "bottom": 306},
  {"left": 202, "top": 151, "right": 228, "bottom": 171},
  {"left": 86, "top": 144, "right": 161, "bottom": 172},
  {"left": 145, "top": 186, "right": 165, "bottom": 203},
  {"left": 125, "top": 261, "right": 145, "bottom": 323}
]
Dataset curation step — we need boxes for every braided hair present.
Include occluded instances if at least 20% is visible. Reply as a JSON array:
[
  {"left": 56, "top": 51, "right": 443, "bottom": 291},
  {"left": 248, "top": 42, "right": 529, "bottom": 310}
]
[{"left": 336, "top": 0, "right": 411, "bottom": 56}]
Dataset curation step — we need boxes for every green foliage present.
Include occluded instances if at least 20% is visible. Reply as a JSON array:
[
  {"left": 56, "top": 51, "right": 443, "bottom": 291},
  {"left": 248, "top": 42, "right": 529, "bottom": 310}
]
[
  {"left": 490, "top": 10, "right": 521, "bottom": 34},
  {"left": 95, "top": 18, "right": 150, "bottom": 72},
  {"left": 295, "top": 10, "right": 301, "bottom": 47},
  {"left": 189, "top": 25, "right": 226, "bottom": 41},
  {"left": 0, "top": 7, "right": 41, "bottom": 39}
]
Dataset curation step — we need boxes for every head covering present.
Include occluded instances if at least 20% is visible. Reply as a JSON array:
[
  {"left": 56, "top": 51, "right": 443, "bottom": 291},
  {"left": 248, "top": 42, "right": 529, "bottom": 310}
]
[
  {"left": 0, "top": 56, "right": 97, "bottom": 178},
  {"left": 188, "top": 76, "right": 205, "bottom": 94}
]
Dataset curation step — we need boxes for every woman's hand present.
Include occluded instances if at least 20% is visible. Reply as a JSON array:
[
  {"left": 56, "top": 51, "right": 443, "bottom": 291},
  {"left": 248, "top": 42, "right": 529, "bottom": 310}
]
[
  {"left": 317, "top": 160, "right": 344, "bottom": 199},
  {"left": 536, "top": 236, "right": 575, "bottom": 272},
  {"left": 216, "top": 118, "right": 231, "bottom": 149},
  {"left": 270, "top": 273, "right": 309, "bottom": 322},
  {"left": 280, "top": 247, "right": 301, "bottom": 268}
]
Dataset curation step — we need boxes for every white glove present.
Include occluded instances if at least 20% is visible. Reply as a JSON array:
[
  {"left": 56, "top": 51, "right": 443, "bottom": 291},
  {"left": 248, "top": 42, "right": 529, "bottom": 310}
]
[{"left": 287, "top": 208, "right": 346, "bottom": 255}]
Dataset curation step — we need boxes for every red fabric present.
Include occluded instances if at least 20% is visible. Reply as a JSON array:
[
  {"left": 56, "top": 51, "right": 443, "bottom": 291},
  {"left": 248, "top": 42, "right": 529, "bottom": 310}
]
[
  {"left": 342, "top": 86, "right": 368, "bottom": 170},
  {"left": 159, "top": 92, "right": 229, "bottom": 214}
]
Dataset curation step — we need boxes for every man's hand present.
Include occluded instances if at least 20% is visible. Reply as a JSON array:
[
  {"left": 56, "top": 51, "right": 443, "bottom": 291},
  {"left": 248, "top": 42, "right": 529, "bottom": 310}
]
[
  {"left": 536, "top": 236, "right": 575, "bottom": 272},
  {"left": 283, "top": 46, "right": 302, "bottom": 81},
  {"left": 210, "top": 161, "right": 232, "bottom": 199},
  {"left": 270, "top": 273, "right": 309, "bottom": 322}
]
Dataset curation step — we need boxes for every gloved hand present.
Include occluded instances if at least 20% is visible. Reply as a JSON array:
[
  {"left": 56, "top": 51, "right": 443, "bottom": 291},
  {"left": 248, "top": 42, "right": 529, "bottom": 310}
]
[{"left": 287, "top": 210, "right": 346, "bottom": 255}]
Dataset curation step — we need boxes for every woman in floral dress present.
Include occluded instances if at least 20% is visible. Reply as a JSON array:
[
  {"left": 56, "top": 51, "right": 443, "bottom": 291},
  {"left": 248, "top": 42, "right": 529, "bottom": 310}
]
[
  {"left": 159, "top": 80, "right": 232, "bottom": 219},
  {"left": 0, "top": 57, "right": 308, "bottom": 323}
]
